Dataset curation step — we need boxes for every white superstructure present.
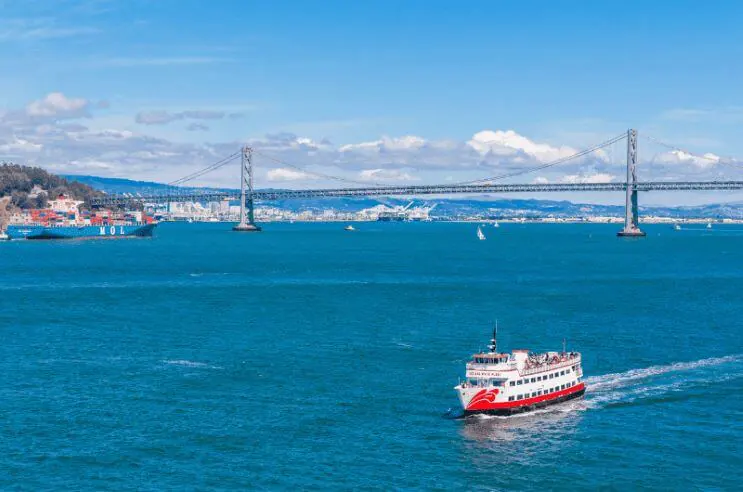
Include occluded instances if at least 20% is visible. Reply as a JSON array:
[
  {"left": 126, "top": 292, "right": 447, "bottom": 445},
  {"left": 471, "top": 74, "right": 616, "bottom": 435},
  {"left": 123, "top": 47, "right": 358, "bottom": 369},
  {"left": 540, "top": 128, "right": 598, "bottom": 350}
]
[{"left": 455, "top": 330, "right": 585, "bottom": 415}]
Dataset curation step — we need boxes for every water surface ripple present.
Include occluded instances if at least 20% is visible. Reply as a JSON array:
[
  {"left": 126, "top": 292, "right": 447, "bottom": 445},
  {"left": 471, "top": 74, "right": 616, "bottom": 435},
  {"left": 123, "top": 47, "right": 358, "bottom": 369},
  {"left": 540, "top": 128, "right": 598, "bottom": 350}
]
[{"left": 1, "top": 222, "right": 741, "bottom": 490}]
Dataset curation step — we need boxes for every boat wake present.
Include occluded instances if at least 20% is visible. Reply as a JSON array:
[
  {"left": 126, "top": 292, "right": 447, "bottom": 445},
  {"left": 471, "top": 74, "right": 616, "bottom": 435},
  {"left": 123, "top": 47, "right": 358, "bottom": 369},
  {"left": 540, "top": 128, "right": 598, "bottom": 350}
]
[
  {"left": 581, "top": 354, "right": 743, "bottom": 410},
  {"left": 161, "top": 359, "right": 223, "bottom": 370}
]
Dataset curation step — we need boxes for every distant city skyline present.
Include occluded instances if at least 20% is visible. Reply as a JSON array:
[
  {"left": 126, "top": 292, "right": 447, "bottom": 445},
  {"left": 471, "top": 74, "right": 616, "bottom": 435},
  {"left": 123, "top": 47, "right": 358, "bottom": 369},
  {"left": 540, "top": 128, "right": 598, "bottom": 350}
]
[{"left": 1, "top": 0, "right": 743, "bottom": 205}]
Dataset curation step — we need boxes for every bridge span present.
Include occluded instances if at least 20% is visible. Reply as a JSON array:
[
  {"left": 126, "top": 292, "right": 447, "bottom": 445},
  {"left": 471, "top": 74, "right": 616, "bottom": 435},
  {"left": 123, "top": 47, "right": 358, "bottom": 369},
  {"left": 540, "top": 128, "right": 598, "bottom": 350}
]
[
  {"left": 88, "top": 129, "right": 742, "bottom": 237},
  {"left": 90, "top": 180, "right": 743, "bottom": 205}
]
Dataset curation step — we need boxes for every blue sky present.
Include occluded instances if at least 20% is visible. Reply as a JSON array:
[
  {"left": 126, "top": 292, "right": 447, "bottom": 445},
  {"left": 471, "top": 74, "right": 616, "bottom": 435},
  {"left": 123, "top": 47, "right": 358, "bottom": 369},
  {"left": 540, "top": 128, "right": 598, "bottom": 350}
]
[{"left": 1, "top": 0, "right": 742, "bottom": 204}]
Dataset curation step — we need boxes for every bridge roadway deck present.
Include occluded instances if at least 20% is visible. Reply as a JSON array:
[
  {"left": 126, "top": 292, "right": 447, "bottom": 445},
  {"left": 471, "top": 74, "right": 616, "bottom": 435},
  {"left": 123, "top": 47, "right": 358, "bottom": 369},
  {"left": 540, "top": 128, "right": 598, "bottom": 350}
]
[{"left": 89, "top": 181, "right": 743, "bottom": 205}]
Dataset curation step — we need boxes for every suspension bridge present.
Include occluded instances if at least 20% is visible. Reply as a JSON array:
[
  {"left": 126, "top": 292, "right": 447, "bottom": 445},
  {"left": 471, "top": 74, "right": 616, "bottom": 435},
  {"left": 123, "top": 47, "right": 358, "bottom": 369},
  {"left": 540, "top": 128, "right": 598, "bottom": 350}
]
[{"left": 89, "top": 129, "right": 743, "bottom": 237}]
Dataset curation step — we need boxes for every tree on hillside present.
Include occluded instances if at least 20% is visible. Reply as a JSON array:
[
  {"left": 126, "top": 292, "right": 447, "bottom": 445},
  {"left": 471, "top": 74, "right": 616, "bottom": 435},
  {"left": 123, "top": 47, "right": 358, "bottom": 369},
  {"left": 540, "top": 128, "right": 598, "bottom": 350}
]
[{"left": 0, "top": 162, "right": 105, "bottom": 210}]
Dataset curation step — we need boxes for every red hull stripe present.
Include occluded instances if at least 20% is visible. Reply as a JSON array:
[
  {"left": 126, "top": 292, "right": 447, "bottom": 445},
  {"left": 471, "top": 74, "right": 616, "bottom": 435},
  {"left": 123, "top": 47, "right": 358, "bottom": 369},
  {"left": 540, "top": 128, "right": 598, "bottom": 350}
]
[{"left": 467, "top": 382, "right": 586, "bottom": 410}]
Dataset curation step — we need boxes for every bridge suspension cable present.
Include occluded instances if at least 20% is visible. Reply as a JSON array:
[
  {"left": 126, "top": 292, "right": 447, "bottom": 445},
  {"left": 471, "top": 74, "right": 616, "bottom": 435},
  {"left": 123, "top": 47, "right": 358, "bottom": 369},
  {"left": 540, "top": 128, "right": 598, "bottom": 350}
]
[
  {"left": 167, "top": 151, "right": 241, "bottom": 187},
  {"left": 456, "top": 132, "right": 628, "bottom": 185},
  {"left": 251, "top": 148, "right": 390, "bottom": 187}
]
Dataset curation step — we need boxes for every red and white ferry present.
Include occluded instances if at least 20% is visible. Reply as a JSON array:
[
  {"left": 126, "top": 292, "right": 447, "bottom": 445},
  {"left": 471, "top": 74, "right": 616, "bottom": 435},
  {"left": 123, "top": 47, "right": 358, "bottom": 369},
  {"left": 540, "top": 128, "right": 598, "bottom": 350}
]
[{"left": 455, "top": 330, "right": 585, "bottom": 415}]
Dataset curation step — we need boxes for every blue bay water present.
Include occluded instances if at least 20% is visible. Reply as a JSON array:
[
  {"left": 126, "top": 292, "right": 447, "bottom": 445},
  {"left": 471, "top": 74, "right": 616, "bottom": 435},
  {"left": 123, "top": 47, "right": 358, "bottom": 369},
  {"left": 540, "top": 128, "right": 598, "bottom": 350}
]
[{"left": 1, "top": 222, "right": 742, "bottom": 490}]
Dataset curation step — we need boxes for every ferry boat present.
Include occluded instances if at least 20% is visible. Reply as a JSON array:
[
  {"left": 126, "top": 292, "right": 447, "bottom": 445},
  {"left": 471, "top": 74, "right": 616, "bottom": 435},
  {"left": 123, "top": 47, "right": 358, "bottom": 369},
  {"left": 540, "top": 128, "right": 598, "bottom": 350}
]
[{"left": 455, "top": 329, "right": 585, "bottom": 415}]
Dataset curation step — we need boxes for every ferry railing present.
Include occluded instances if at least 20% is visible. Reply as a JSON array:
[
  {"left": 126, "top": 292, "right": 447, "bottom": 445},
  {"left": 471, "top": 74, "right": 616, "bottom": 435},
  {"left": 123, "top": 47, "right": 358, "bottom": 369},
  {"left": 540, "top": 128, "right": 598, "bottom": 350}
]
[{"left": 519, "top": 355, "right": 581, "bottom": 376}]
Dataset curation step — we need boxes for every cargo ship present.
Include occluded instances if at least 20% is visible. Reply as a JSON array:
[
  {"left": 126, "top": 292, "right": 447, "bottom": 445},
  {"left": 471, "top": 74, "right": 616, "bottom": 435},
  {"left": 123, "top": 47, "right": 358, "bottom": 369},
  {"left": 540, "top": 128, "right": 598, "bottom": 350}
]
[
  {"left": 454, "top": 329, "right": 585, "bottom": 415},
  {"left": 4, "top": 194, "right": 156, "bottom": 240}
]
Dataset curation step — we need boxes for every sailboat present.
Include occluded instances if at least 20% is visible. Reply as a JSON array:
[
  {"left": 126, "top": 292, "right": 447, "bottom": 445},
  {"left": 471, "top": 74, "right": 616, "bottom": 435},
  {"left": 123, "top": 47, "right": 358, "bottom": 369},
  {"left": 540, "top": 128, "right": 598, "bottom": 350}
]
[
  {"left": 493, "top": 221, "right": 500, "bottom": 228},
  {"left": 707, "top": 221, "right": 713, "bottom": 229},
  {"left": 674, "top": 223, "right": 681, "bottom": 231},
  {"left": 477, "top": 226, "right": 486, "bottom": 241}
]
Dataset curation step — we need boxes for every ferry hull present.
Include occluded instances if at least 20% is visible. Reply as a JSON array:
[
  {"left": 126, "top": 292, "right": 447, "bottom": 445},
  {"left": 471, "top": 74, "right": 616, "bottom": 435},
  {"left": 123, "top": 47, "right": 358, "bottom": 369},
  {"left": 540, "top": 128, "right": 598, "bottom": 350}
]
[
  {"left": 6, "top": 223, "right": 156, "bottom": 240},
  {"left": 464, "top": 386, "right": 586, "bottom": 416}
]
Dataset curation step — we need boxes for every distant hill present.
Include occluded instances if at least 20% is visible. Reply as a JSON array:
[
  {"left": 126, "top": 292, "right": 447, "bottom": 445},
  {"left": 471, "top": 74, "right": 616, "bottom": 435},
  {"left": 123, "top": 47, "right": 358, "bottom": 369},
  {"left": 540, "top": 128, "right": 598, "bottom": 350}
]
[{"left": 61, "top": 174, "right": 743, "bottom": 219}]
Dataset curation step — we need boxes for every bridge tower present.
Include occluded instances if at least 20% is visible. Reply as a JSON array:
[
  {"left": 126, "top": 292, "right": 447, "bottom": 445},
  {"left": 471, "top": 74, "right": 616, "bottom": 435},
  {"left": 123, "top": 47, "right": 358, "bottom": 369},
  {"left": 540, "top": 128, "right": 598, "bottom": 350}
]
[
  {"left": 233, "top": 146, "right": 262, "bottom": 232},
  {"left": 617, "top": 129, "right": 645, "bottom": 237}
]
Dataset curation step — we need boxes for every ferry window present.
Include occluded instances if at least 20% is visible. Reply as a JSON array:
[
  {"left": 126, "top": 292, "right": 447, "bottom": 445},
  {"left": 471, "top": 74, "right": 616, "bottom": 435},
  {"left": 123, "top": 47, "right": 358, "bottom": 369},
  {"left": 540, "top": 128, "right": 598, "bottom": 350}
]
[
  {"left": 517, "top": 380, "right": 522, "bottom": 385},
  {"left": 518, "top": 394, "right": 523, "bottom": 400},
  {"left": 531, "top": 392, "right": 536, "bottom": 397},
  {"left": 561, "top": 384, "right": 565, "bottom": 390},
  {"left": 560, "top": 371, "right": 565, "bottom": 376},
  {"left": 548, "top": 374, "right": 553, "bottom": 379},
  {"left": 468, "top": 379, "right": 479, "bottom": 386},
  {"left": 508, "top": 396, "right": 514, "bottom": 401},
  {"left": 537, "top": 390, "right": 542, "bottom": 396},
  {"left": 530, "top": 377, "right": 536, "bottom": 383},
  {"left": 509, "top": 381, "right": 515, "bottom": 386}
]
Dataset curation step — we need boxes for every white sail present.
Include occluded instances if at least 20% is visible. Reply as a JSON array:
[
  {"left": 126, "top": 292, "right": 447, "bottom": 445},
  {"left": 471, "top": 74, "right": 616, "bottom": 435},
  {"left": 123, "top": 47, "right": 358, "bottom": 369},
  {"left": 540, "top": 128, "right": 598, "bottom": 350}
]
[{"left": 477, "top": 226, "right": 486, "bottom": 240}]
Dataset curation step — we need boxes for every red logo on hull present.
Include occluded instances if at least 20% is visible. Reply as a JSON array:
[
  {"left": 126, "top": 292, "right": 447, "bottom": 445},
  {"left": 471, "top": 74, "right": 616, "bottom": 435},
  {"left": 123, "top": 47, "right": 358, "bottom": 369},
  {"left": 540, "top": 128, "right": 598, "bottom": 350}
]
[{"left": 466, "top": 389, "right": 499, "bottom": 410}]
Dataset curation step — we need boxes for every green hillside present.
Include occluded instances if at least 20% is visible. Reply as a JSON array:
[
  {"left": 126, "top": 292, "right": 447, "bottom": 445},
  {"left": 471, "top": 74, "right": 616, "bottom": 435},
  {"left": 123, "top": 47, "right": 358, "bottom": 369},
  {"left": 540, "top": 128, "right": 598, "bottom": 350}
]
[{"left": 0, "top": 163, "right": 104, "bottom": 210}]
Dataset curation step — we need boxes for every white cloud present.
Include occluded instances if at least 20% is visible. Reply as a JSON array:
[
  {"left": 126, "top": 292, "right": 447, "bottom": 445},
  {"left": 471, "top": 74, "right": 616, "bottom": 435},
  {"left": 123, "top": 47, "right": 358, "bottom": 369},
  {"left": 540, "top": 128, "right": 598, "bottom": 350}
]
[
  {"left": 136, "top": 110, "right": 227, "bottom": 125},
  {"left": 266, "top": 168, "right": 311, "bottom": 181},
  {"left": 2, "top": 92, "right": 739, "bottom": 191},
  {"left": 656, "top": 150, "right": 720, "bottom": 169},
  {"left": 359, "top": 169, "right": 417, "bottom": 181},
  {"left": 468, "top": 130, "right": 577, "bottom": 163},
  {"left": 339, "top": 135, "right": 426, "bottom": 153},
  {"left": 26, "top": 92, "right": 90, "bottom": 118},
  {"left": 0, "top": 137, "right": 42, "bottom": 153},
  {"left": 186, "top": 123, "right": 210, "bottom": 132},
  {"left": 660, "top": 107, "right": 743, "bottom": 123},
  {"left": 0, "top": 19, "right": 99, "bottom": 42},
  {"left": 65, "top": 159, "right": 115, "bottom": 170},
  {"left": 561, "top": 172, "right": 616, "bottom": 184}
]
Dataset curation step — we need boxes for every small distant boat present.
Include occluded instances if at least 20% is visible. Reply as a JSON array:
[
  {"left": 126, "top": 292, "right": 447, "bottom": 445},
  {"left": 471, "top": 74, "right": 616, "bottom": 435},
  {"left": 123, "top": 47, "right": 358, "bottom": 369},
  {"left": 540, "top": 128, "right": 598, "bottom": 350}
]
[
  {"left": 477, "top": 226, "right": 486, "bottom": 241},
  {"left": 0, "top": 231, "right": 9, "bottom": 241},
  {"left": 344, "top": 225, "right": 356, "bottom": 231},
  {"left": 493, "top": 221, "right": 500, "bottom": 228},
  {"left": 707, "top": 222, "right": 713, "bottom": 229},
  {"left": 674, "top": 224, "right": 681, "bottom": 231}
]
